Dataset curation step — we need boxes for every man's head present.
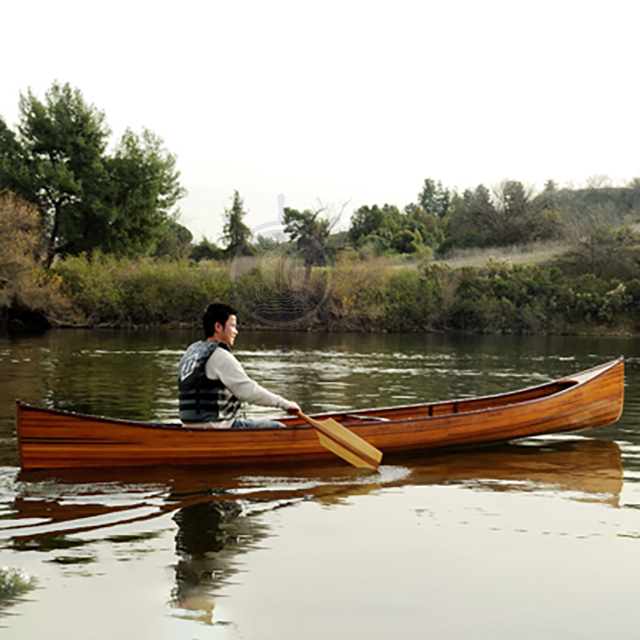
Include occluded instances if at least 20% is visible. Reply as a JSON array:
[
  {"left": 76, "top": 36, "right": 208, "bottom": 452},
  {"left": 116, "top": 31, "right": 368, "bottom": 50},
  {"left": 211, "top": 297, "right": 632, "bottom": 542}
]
[{"left": 203, "top": 303, "right": 238, "bottom": 345}]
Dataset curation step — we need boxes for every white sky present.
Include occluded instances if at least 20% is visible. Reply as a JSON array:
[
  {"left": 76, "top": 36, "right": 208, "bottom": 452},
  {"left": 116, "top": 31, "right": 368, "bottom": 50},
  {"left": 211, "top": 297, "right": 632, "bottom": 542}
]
[{"left": 2, "top": 0, "right": 639, "bottom": 241}]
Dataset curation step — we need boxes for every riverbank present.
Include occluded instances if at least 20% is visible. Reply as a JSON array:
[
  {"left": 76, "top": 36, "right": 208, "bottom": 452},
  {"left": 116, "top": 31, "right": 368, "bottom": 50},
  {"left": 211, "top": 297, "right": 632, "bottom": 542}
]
[
  {"left": 32, "top": 253, "right": 636, "bottom": 336},
  {"left": 3, "top": 251, "right": 639, "bottom": 336}
]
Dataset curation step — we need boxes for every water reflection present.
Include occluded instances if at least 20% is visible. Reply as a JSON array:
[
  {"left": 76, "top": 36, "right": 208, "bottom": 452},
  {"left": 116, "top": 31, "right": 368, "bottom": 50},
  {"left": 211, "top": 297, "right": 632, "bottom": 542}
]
[
  {"left": 407, "top": 438, "right": 623, "bottom": 504},
  {"left": 4, "top": 438, "right": 622, "bottom": 537},
  {"left": 0, "top": 437, "right": 622, "bottom": 621},
  {"left": 171, "top": 500, "right": 263, "bottom": 624}
]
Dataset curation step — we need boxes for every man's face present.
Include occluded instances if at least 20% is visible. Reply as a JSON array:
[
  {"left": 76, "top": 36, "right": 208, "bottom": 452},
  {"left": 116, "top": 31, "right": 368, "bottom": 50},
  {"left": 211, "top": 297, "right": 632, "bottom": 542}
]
[{"left": 215, "top": 315, "right": 238, "bottom": 346}]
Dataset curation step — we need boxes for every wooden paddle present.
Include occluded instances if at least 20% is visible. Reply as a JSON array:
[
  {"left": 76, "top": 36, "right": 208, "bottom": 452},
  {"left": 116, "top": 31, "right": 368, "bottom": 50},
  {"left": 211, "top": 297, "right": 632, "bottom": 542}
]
[{"left": 297, "top": 411, "right": 383, "bottom": 470}]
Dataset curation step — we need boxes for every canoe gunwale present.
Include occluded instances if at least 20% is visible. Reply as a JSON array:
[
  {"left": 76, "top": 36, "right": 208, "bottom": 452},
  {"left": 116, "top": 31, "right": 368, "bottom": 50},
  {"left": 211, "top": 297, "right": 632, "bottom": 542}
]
[{"left": 326, "top": 357, "right": 623, "bottom": 423}]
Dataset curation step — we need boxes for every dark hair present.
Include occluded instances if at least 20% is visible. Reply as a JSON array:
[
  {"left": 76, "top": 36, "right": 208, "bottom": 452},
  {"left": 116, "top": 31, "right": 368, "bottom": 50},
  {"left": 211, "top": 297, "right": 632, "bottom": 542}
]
[{"left": 203, "top": 303, "right": 237, "bottom": 338}]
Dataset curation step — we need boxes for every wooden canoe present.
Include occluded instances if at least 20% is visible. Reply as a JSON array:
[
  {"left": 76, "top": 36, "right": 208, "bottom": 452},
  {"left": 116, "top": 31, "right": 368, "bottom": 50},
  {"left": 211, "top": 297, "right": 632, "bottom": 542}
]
[{"left": 15, "top": 357, "right": 624, "bottom": 471}]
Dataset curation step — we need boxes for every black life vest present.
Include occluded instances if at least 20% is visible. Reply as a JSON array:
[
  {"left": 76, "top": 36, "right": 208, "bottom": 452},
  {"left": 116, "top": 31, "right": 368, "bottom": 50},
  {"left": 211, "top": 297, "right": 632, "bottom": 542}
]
[{"left": 178, "top": 341, "right": 241, "bottom": 423}]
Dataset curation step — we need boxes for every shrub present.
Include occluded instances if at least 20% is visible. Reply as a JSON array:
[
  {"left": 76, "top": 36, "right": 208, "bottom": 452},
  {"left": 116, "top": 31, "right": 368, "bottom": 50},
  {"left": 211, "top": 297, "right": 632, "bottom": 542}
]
[
  {"left": 326, "top": 255, "right": 390, "bottom": 330},
  {"left": 0, "top": 567, "right": 36, "bottom": 599},
  {"left": 55, "top": 254, "right": 229, "bottom": 326},
  {"left": 384, "top": 269, "right": 434, "bottom": 331}
]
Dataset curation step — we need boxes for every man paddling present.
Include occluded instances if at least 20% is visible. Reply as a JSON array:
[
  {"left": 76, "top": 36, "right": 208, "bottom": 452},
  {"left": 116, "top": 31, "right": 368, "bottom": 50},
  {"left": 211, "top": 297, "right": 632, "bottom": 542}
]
[{"left": 178, "top": 303, "right": 300, "bottom": 428}]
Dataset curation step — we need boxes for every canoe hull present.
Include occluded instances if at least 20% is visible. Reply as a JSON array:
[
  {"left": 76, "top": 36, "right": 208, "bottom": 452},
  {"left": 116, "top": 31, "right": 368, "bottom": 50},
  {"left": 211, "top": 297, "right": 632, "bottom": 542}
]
[{"left": 16, "top": 358, "right": 625, "bottom": 470}]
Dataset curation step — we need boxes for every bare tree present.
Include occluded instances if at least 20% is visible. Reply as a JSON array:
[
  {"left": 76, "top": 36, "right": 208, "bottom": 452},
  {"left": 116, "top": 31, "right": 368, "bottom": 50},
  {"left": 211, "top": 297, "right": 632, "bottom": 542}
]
[{"left": 283, "top": 202, "right": 342, "bottom": 291}]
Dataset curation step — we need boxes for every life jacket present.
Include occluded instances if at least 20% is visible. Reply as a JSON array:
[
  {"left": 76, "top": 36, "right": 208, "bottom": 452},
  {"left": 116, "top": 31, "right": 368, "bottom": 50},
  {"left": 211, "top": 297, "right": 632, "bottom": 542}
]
[{"left": 178, "top": 341, "right": 241, "bottom": 423}]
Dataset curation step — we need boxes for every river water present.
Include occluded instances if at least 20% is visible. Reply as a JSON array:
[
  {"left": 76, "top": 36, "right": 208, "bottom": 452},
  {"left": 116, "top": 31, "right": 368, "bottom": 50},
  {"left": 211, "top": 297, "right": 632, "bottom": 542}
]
[{"left": 1, "top": 329, "right": 640, "bottom": 639}]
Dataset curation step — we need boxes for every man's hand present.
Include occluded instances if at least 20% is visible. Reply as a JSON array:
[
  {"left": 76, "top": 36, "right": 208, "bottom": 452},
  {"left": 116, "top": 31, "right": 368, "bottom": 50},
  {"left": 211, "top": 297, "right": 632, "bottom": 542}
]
[{"left": 286, "top": 401, "right": 301, "bottom": 415}]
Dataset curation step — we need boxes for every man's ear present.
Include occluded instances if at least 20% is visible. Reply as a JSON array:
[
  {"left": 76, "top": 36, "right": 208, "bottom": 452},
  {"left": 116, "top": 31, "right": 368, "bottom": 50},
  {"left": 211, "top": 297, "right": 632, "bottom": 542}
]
[{"left": 214, "top": 321, "right": 223, "bottom": 335}]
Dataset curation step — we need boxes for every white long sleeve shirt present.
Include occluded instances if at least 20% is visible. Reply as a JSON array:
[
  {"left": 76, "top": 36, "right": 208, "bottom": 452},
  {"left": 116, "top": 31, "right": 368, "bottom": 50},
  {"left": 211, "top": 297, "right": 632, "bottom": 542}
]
[{"left": 197, "top": 347, "right": 291, "bottom": 428}]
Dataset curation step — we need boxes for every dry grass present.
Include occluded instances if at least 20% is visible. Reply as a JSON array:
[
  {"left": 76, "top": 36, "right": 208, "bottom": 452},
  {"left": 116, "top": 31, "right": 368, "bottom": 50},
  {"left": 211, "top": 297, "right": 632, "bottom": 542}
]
[
  {"left": 433, "top": 241, "right": 569, "bottom": 270},
  {"left": 0, "top": 191, "right": 78, "bottom": 326}
]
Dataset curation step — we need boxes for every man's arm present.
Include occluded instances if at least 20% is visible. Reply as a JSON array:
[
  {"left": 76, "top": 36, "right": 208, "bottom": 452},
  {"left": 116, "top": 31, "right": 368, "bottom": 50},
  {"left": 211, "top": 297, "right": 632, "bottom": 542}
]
[{"left": 206, "top": 348, "right": 296, "bottom": 410}]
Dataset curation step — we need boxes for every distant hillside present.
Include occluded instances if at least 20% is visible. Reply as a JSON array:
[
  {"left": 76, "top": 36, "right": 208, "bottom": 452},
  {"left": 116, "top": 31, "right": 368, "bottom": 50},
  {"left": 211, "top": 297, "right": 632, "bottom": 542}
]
[{"left": 550, "top": 184, "right": 640, "bottom": 236}]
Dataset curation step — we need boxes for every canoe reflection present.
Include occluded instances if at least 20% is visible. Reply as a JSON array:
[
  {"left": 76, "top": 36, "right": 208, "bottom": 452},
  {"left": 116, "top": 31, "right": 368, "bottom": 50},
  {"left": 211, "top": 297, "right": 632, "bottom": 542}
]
[
  {"left": 4, "top": 438, "right": 622, "bottom": 623},
  {"left": 7, "top": 438, "right": 622, "bottom": 537},
  {"left": 396, "top": 438, "right": 623, "bottom": 499}
]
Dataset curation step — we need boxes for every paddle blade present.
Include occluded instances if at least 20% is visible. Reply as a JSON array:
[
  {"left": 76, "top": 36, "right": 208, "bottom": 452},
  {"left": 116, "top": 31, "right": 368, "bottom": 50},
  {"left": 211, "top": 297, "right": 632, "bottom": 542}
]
[{"left": 309, "top": 416, "right": 383, "bottom": 470}]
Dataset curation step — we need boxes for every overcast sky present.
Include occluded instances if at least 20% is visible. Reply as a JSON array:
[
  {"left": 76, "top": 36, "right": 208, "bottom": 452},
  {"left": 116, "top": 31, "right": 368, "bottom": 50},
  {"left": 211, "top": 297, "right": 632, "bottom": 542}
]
[{"left": 2, "top": 0, "right": 638, "bottom": 241}]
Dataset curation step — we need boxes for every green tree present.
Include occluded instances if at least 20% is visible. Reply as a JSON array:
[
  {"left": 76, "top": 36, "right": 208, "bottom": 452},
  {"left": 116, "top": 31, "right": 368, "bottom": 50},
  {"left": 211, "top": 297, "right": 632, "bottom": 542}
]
[
  {"left": 0, "top": 82, "right": 185, "bottom": 266},
  {"left": 0, "top": 120, "right": 29, "bottom": 197},
  {"left": 189, "top": 237, "right": 221, "bottom": 262},
  {"left": 153, "top": 220, "right": 193, "bottom": 259},
  {"left": 348, "top": 204, "right": 386, "bottom": 245},
  {"left": 391, "top": 228, "right": 423, "bottom": 254},
  {"left": 3, "top": 83, "right": 111, "bottom": 265},
  {"left": 221, "top": 190, "right": 255, "bottom": 257},
  {"left": 105, "top": 128, "right": 186, "bottom": 255},
  {"left": 349, "top": 202, "right": 442, "bottom": 255},
  {"left": 418, "top": 179, "right": 451, "bottom": 218},
  {"left": 403, "top": 203, "right": 445, "bottom": 248}
]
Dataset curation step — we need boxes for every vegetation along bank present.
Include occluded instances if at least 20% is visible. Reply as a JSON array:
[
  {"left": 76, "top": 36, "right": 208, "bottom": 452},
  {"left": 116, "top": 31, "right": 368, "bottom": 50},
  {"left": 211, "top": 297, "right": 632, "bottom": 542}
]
[{"left": 1, "top": 82, "right": 640, "bottom": 334}]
